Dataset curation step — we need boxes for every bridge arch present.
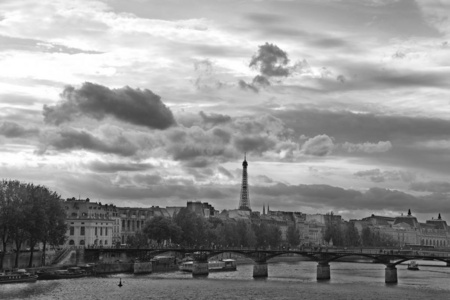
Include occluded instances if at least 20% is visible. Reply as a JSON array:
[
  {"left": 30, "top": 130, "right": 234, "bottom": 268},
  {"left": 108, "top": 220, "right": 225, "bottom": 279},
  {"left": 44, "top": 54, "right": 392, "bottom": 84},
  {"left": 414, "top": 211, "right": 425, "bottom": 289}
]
[{"left": 206, "top": 250, "right": 318, "bottom": 263}]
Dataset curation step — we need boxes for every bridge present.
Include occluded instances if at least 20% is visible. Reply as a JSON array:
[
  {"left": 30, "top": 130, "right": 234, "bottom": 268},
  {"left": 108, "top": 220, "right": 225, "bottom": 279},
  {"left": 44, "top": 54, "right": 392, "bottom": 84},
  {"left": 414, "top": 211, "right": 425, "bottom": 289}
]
[{"left": 84, "top": 247, "right": 450, "bottom": 284}]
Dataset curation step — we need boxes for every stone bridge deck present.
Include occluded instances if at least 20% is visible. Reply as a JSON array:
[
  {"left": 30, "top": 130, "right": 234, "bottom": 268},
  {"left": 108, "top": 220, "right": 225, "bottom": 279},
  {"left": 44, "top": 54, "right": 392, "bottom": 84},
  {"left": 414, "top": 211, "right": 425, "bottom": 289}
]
[{"left": 84, "top": 247, "right": 450, "bottom": 284}]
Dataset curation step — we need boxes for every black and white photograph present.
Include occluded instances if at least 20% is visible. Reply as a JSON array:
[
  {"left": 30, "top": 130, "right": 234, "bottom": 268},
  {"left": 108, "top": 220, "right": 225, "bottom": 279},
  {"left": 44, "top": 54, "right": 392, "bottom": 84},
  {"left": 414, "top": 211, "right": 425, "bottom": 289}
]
[{"left": 1, "top": 0, "right": 450, "bottom": 299}]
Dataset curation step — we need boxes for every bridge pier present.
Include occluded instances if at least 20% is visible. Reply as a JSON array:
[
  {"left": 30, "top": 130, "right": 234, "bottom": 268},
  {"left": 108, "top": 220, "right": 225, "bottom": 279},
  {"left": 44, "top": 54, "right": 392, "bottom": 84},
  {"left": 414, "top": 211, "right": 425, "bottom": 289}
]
[
  {"left": 446, "top": 261, "right": 450, "bottom": 267},
  {"left": 192, "top": 261, "right": 209, "bottom": 276},
  {"left": 385, "top": 264, "right": 397, "bottom": 284},
  {"left": 253, "top": 262, "right": 268, "bottom": 278},
  {"left": 316, "top": 262, "right": 330, "bottom": 281}
]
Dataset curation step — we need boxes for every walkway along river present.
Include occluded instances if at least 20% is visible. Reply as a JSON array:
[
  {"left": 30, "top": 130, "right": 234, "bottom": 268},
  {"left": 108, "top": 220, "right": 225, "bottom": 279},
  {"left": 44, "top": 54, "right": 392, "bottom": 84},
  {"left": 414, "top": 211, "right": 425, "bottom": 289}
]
[{"left": 1, "top": 260, "right": 449, "bottom": 300}]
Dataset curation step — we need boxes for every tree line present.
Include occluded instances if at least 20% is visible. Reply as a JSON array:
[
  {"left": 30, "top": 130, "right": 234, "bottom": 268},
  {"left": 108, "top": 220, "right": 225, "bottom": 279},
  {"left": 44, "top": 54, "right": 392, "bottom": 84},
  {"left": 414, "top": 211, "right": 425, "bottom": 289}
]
[
  {"left": 323, "top": 217, "right": 398, "bottom": 247},
  {"left": 125, "top": 208, "right": 300, "bottom": 249},
  {"left": 0, "top": 180, "right": 67, "bottom": 269}
]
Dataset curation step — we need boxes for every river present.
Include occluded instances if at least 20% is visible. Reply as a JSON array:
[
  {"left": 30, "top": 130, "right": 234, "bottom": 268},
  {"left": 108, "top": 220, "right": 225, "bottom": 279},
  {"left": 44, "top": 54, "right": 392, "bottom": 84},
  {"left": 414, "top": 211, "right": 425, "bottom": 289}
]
[{"left": 1, "top": 260, "right": 449, "bottom": 300}]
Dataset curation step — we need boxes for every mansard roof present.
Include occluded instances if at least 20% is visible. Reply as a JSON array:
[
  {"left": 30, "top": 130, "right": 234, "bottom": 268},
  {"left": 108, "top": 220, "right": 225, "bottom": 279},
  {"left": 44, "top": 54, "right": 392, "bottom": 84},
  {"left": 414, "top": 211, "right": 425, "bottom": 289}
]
[{"left": 393, "top": 215, "right": 419, "bottom": 228}]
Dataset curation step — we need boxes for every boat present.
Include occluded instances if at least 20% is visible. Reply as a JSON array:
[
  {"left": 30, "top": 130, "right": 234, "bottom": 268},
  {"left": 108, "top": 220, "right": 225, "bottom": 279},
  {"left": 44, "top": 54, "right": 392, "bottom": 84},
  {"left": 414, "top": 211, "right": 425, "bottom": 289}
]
[
  {"left": 0, "top": 269, "right": 38, "bottom": 284},
  {"left": 37, "top": 267, "right": 87, "bottom": 280},
  {"left": 407, "top": 261, "right": 419, "bottom": 270},
  {"left": 179, "top": 259, "right": 237, "bottom": 272}
]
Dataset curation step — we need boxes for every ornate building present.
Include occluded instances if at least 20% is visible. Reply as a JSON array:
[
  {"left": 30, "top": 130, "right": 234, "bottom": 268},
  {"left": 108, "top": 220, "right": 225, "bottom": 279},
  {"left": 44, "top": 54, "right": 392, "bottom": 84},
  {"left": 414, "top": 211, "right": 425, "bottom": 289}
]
[{"left": 63, "top": 198, "right": 115, "bottom": 247}]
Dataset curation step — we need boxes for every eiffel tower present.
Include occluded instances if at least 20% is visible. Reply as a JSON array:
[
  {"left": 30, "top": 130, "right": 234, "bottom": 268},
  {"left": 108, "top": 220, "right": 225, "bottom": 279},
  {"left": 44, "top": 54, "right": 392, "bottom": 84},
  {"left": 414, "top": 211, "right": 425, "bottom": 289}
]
[{"left": 238, "top": 153, "right": 251, "bottom": 211}]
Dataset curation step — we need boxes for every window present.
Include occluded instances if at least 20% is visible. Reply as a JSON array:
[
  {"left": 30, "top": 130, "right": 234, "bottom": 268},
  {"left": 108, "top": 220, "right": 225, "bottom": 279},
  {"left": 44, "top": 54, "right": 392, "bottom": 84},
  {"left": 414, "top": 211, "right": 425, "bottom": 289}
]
[
  {"left": 80, "top": 240, "right": 85, "bottom": 246},
  {"left": 105, "top": 227, "right": 108, "bottom": 236},
  {"left": 80, "top": 226, "right": 85, "bottom": 236},
  {"left": 69, "top": 240, "right": 75, "bottom": 245},
  {"left": 100, "top": 227, "right": 103, "bottom": 236},
  {"left": 70, "top": 226, "right": 74, "bottom": 235}
]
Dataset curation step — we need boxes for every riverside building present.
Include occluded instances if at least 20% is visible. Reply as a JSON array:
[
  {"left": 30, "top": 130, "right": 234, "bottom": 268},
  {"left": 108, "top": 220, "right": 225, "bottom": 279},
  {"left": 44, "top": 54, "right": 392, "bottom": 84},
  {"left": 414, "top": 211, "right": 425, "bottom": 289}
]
[{"left": 63, "top": 198, "right": 115, "bottom": 247}]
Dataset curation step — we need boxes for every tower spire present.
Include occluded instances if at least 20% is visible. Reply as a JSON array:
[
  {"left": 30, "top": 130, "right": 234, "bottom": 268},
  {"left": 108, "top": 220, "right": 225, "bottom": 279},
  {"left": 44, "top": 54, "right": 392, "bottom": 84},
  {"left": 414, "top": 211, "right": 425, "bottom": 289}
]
[{"left": 238, "top": 153, "right": 251, "bottom": 211}]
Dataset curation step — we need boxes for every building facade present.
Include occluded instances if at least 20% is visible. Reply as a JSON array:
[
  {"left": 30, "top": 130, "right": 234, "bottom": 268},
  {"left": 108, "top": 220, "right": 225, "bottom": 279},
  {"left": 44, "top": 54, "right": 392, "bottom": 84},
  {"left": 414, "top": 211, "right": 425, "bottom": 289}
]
[{"left": 63, "top": 198, "right": 115, "bottom": 247}]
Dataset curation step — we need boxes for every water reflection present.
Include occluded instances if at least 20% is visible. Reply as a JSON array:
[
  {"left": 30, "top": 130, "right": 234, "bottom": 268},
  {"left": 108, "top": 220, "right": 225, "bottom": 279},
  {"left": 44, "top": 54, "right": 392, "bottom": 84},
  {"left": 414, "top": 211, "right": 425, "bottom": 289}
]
[{"left": 1, "top": 261, "right": 449, "bottom": 300}]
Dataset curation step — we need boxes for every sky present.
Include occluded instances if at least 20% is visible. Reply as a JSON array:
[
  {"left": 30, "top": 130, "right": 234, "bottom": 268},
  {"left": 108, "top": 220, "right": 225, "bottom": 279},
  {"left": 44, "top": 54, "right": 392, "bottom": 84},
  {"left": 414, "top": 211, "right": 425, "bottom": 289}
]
[{"left": 1, "top": 0, "right": 450, "bottom": 221}]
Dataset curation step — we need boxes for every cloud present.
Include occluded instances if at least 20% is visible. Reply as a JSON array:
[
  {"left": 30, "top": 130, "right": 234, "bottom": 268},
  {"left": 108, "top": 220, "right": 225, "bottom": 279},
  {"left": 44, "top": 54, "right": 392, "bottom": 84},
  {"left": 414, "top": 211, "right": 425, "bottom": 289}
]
[
  {"left": 217, "top": 166, "right": 234, "bottom": 179},
  {"left": 193, "top": 59, "right": 224, "bottom": 90},
  {"left": 301, "top": 134, "right": 334, "bottom": 156},
  {"left": 0, "top": 121, "right": 39, "bottom": 138},
  {"left": 249, "top": 42, "right": 291, "bottom": 77},
  {"left": 354, "top": 168, "right": 416, "bottom": 183},
  {"left": 0, "top": 34, "right": 103, "bottom": 54},
  {"left": 234, "top": 135, "right": 277, "bottom": 154},
  {"left": 199, "top": 111, "right": 231, "bottom": 126},
  {"left": 43, "top": 82, "right": 176, "bottom": 129},
  {"left": 342, "top": 141, "right": 392, "bottom": 153},
  {"left": 409, "top": 181, "right": 450, "bottom": 194},
  {"left": 238, "top": 79, "right": 259, "bottom": 93},
  {"left": 87, "top": 160, "right": 154, "bottom": 173},
  {"left": 253, "top": 183, "right": 448, "bottom": 215},
  {"left": 39, "top": 128, "right": 138, "bottom": 156},
  {"left": 272, "top": 108, "right": 450, "bottom": 143}
]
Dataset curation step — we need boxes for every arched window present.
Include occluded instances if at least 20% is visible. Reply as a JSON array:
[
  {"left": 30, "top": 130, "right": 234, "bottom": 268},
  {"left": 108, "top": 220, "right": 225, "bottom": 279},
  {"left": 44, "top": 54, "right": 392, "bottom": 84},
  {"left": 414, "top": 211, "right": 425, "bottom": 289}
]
[
  {"left": 69, "top": 240, "right": 75, "bottom": 245},
  {"left": 80, "top": 240, "right": 85, "bottom": 246},
  {"left": 99, "top": 240, "right": 103, "bottom": 245},
  {"left": 71, "top": 212, "right": 77, "bottom": 217}
]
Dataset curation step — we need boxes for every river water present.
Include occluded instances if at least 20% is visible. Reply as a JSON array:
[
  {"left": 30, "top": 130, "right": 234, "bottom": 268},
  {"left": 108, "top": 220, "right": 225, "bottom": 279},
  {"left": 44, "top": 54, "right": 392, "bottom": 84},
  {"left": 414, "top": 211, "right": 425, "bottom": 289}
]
[{"left": 1, "top": 260, "right": 449, "bottom": 300}]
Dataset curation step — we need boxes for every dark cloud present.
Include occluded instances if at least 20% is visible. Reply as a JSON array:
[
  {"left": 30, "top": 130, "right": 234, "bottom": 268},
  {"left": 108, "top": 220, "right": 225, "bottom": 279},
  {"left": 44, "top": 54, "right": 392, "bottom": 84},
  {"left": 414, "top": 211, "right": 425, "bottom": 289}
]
[
  {"left": 43, "top": 82, "right": 176, "bottom": 129},
  {"left": 253, "top": 183, "right": 448, "bottom": 215},
  {"left": 87, "top": 160, "right": 154, "bottom": 173},
  {"left": 170, "top": 142, "right": 228, "bottom": 161},
  {"left": 40, "top": 128, "right": 138, "bottom": 156},
  {"left": 0, "top": 121, "right": 39, "bottom": 138},
  {"left": 212, "top": 128, "right": 232, "bottom": 144},
  {"left": 238, "top": 79, "right": 259, "bottom": 93},
  {"left": 249, "top": 42, "right": 290, "bottom": 77},
  {"left": 409, "top": 181, "right": 450, "bottom": 194},
  {"left": 336, "top": 74, "right": 346, "bottom": 83},
  {"left": 199, "top": 111, "right": 231, "bottom": 126},
  {"left": 234, "top": 135, "right": 276, "bottom": 154},
  {"left": 272, "top": 108, "right": 450, "bottom": 144},
  {"left": 217, "top": 166, "right": 233, "bottom": 179},
  {"left": 252, "top": 75, "right": 271, "bottom": 87},
  {"left": 246, "top": 13, "right": 286, "bottom": 24},
  {"left": 301, "top": 134, "right": 334, "bottom": 156},
  {"left": 132, "top": 174, "right": 164, "bottom": 186}
]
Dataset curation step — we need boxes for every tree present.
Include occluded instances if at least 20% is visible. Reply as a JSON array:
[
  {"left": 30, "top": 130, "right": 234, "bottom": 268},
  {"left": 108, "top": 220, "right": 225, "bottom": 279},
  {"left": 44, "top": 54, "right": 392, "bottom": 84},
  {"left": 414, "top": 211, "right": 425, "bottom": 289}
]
[
  {"left": 0, "top": 180, "right": 17, "bottom": 269},
  {"left": 267, "top": 224, "right": 282, "bottom": 248},
  {"left": 9, "top": 181, "right": 29, "bottom": 268},
  {"left": 361, "top": 227, "right": 372, "bottom": 246},
  {"left": 286, "top": 225, "right": 300, "bottom": 247},
  {"left": 324, "top": 213, "right": 344, "bottom": 246},
  {"left": 0, "top": 180, "right": 67, "bottom": 268},
  {"left": 127, "top": 231, "right": 148, "bottom": 248},
  {"left": 143, "top": 216, "right": 180, "bottom": 246},
  {"left": 40, "top": 189, "right": 67, "bottom": 266},
  {"left": 173, "top": 208, "right": 205, "bottom": 247},
  {"left": 345, "top": 222, "right": 361, "bottom": 247}
]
